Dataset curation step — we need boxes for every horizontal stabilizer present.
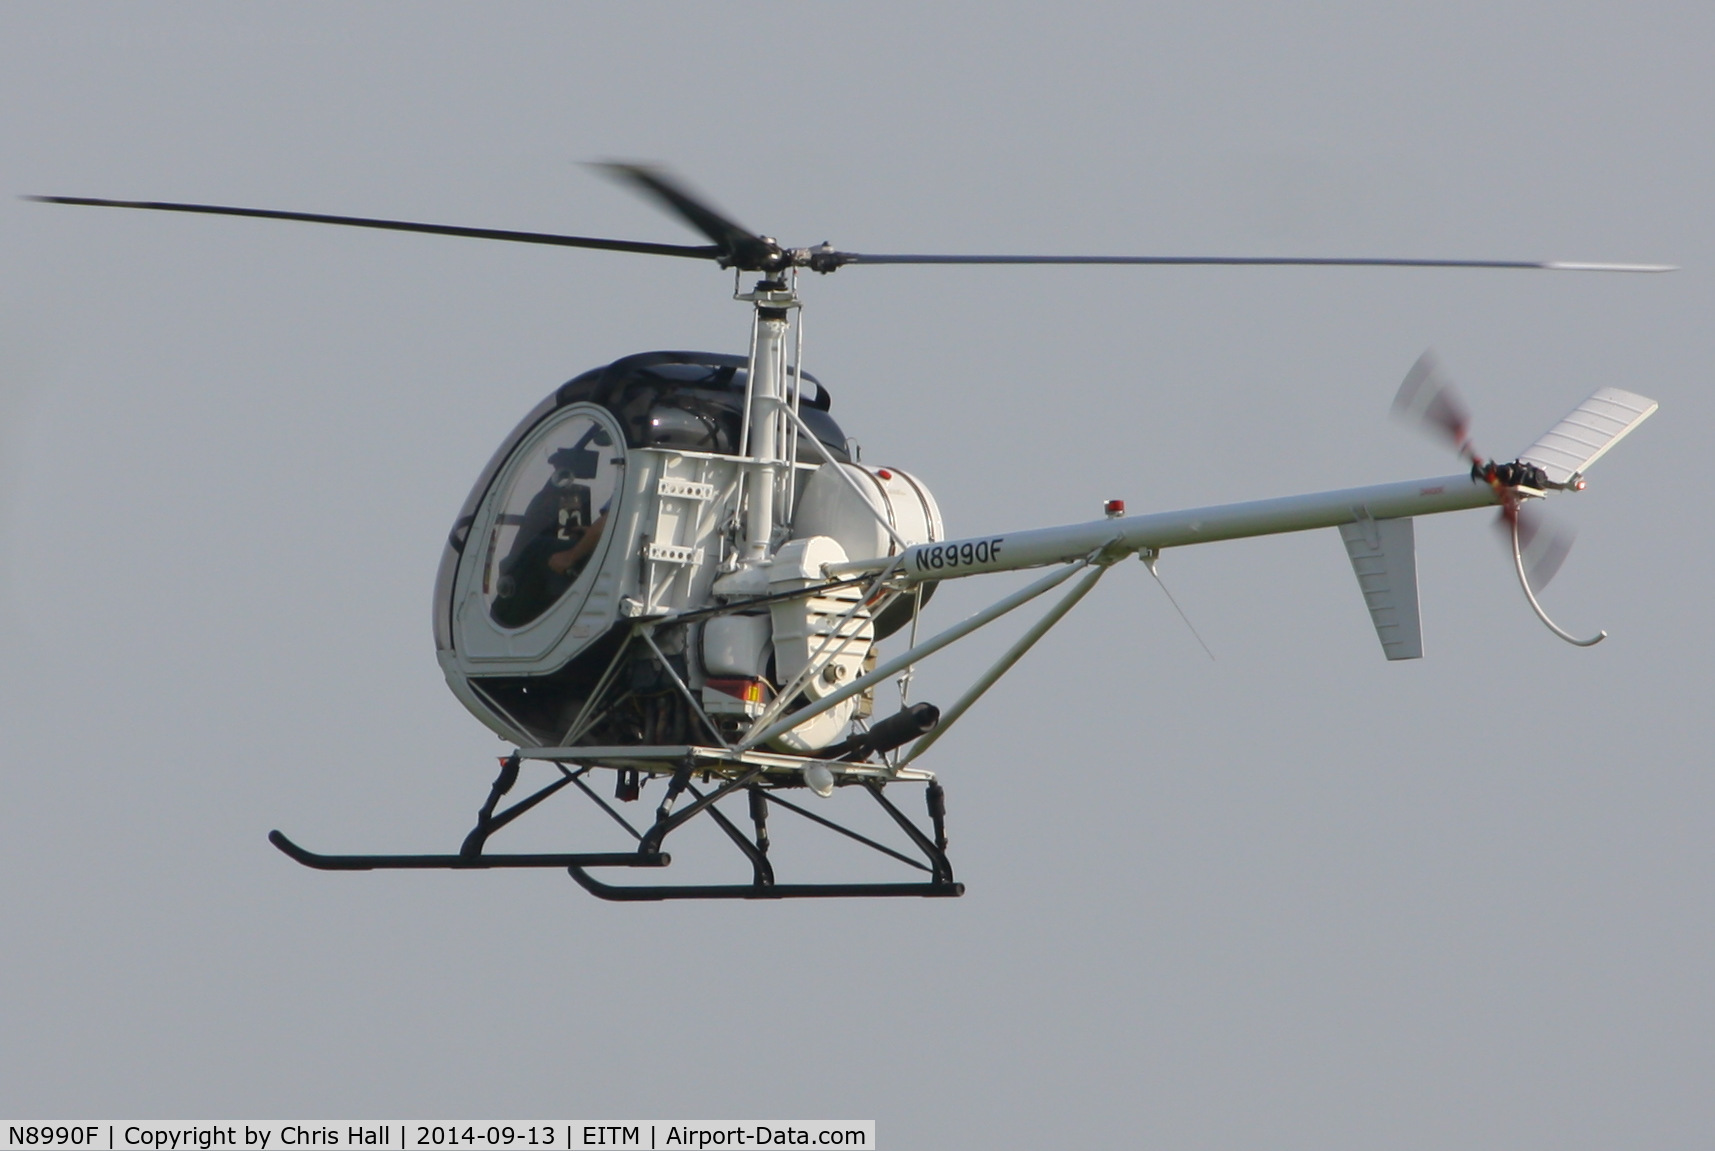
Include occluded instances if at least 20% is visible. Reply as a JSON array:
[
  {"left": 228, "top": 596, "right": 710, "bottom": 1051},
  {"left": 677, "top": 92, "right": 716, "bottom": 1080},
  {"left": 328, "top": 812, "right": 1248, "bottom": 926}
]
[
  {"left": 1519, "top": 387, "right": 1658, "bottom": 486},
  {"left": 1339, "top": 516, "right": 1423, "bottom": 660}
]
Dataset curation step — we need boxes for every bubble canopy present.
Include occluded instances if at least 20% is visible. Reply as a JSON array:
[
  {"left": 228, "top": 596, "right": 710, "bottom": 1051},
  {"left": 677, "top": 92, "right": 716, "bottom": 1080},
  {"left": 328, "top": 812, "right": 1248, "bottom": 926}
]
[
  {"left": 557, "top": 350, "right": 846, "bottom": 458},
  {"left": 483, "top": 414, "right": 619, "bottom": 629},
  {"left": 433, "top": 351, "right": 850, "bottom": 654}
]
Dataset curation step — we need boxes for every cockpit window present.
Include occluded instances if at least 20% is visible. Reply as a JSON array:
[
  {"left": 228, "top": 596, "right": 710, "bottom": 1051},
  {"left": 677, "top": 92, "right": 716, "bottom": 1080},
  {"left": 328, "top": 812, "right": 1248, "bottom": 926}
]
[{"left": 483, "top": 414, "right": 620, "bottom": 629}]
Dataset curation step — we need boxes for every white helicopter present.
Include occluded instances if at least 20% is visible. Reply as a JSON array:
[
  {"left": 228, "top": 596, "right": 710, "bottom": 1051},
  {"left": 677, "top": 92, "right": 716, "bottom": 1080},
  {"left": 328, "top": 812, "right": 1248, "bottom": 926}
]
[{"left": 33, "top": 167, "right": 1665, "bottom": 900}]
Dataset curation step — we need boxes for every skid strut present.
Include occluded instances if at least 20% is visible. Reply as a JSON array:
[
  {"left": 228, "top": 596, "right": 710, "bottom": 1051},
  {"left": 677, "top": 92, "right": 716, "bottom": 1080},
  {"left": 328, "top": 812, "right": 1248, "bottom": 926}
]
[
  {"left": 270, "top": 757, "right": 670, "bottom": 872},
  {"left": 568, "top": 779, "right": 962, "bottom": 901},
  {"left": 270, "top": 750, "right": 962, "bottom": 899}
]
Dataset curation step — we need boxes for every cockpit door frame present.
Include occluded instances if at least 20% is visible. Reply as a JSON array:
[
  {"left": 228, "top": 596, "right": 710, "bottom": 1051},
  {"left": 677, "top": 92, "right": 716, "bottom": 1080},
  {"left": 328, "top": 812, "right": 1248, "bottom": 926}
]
[{"left": 448, "top": 403, "right": 632, "bottom": 674}]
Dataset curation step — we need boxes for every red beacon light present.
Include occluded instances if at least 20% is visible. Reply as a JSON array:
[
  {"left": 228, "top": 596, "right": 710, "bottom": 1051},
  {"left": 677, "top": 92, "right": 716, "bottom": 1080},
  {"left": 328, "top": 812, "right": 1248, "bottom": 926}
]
[{"left": 1104, "top": 499, "right": 1126, "bottom": 518}]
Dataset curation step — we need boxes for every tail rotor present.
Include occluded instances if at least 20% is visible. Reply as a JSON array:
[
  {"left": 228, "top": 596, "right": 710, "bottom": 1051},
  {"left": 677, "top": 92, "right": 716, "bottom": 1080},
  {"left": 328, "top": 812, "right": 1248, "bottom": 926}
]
[{"left": 1391, "top": 351, "right": 1655, "bottom": 646}]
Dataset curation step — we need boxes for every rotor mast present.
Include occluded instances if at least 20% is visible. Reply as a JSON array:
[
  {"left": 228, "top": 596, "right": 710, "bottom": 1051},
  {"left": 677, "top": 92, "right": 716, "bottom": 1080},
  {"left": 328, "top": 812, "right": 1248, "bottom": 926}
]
[{"left": 736, "top": 275, "right": 801, "bottom": 566}]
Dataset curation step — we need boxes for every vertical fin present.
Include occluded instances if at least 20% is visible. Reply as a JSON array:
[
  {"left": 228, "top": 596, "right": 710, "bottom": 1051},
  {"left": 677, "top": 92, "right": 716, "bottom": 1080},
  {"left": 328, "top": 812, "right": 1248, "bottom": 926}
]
[{"left": 1338, "top": 516, "right": 1423, "bottom": 661}]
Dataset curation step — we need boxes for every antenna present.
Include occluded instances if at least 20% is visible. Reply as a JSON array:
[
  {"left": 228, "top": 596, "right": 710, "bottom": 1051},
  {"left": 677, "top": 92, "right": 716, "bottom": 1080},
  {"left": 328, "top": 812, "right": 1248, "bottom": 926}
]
[{"left": 1139, "top": 549, "right": 1215, "bottom": 660}]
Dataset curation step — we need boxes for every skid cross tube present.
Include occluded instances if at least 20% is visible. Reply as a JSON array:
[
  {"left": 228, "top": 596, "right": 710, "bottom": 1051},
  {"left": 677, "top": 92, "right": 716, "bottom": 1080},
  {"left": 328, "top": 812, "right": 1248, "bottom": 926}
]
[
  {"left": 638, "top": 766, "right": 766, "bottom": 855},
  {"left": 461, "top": 759, "right": 574, "bottom": 858},
  {"left": 270, "top": 740, "right": 964, "bottom": 896},
  {"left": 689, "top": 782, "right": 776, "bottom": 888},
  {"left": 762, "top": 791, "right": 932, "bottom": 872},
  {"left": 566, "top": 776, "right": 962, "bottom": 900},
  {"left": 570, "top": 772, "right": 646, "bottom": 841},
  {"left": 863, "top": 781, "right": 956, "bottom": 885}
]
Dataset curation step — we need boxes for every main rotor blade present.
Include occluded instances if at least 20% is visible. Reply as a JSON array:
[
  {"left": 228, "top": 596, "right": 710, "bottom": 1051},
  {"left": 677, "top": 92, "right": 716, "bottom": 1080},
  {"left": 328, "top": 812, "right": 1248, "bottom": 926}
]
[
  {"left": 32, "top": 194, "right": 1673, "bottom": 275},
  {"left": 834, "top": 253, "right": 1674, "bottom": 271},
  {"left": 593, "top": 163, "right": 780, "bottom": 269},
  {"left": 26, "top": 196, "right": 724, "bottom": 261}
]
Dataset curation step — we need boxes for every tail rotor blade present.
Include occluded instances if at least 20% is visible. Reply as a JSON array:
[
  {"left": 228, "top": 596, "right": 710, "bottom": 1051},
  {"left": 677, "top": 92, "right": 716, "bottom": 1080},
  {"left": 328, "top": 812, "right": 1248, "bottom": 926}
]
[
  {"left": 1516, "top": 502, "right": 1575, "bottom": 590},
  {"left": 1393, "top": 350, "right": 1475, "bottom": 459},
  {"left": 1492, "top": 503, "right": 1575, "bottom": 589}
]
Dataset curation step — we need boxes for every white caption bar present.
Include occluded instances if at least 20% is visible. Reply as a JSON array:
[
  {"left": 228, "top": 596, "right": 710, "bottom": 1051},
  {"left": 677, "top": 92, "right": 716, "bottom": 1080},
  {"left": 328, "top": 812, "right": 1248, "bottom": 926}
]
[{"left": 2, "top": 1124, "right": 874, "bottom": 1151}]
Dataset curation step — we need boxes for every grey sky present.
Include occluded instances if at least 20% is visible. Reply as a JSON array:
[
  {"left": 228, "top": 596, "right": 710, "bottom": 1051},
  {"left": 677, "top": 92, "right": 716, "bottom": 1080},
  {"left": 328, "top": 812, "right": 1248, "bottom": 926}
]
[{"left": 2, "top": 4, "right": 1711, "bottom": 1147}]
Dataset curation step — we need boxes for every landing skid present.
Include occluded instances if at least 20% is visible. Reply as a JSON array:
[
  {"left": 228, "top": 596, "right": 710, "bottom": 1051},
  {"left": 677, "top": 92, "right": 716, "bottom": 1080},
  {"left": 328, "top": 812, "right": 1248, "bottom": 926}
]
[
  {"left": 568, "top": 869, "right": 962, "bottom": 900},
  {"left": 270, "top": 750, "right": 962, "bottom": 900},
  {"left": 267, "top": 832, "right": 668, "bottom": 872}
]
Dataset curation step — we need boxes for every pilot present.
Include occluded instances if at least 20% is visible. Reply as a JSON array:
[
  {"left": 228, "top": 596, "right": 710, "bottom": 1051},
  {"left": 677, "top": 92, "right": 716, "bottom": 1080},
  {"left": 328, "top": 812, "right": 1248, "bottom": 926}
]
[
  {"left": 491, "top": 436, "right": 612, "bottom": 627},
  {"left": 547, "top": 505, "right": 607, "bottom": 576}
]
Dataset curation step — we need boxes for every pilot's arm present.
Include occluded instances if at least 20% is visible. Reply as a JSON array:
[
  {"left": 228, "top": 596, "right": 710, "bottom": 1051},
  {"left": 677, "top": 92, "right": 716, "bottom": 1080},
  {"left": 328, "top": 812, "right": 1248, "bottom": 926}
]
[{"left": 547, "top": 510, "right": 607, "bottom": 576}]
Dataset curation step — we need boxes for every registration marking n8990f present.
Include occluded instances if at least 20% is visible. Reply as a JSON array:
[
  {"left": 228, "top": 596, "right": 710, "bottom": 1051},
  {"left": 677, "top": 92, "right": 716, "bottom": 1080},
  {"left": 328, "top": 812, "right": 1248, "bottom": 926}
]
[{"left": 914, "top": 537, "right": 1005, "bottom": 572}]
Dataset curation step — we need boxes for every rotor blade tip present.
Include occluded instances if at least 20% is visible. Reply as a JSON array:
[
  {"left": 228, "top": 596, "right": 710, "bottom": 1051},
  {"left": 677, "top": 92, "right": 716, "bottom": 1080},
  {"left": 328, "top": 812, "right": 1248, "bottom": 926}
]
[
  {"left": 590, "top": 160, "right": 672, "bottom": 188},
  {"left": 1545, "top": 261, "right": 1678, "bottom": 273}
]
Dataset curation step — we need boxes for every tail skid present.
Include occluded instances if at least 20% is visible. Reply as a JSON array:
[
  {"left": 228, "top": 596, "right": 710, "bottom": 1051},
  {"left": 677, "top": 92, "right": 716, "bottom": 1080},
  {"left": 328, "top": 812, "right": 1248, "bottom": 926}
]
[{"left": 1507, "top": 512, "right": 1604, "bottom": 647}]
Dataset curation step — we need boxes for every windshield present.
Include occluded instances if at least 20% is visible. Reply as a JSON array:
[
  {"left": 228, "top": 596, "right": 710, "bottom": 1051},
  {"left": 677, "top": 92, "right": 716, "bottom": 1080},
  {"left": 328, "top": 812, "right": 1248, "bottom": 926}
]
[{"left": 482, "top": 413, "right": 620, "bottom": 629}]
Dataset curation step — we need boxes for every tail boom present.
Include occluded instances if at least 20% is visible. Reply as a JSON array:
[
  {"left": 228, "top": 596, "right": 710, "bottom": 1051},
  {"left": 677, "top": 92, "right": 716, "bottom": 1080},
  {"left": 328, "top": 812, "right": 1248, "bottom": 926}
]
[{"left": 829, "top": 473, "right": 1500, "bottom": 582}]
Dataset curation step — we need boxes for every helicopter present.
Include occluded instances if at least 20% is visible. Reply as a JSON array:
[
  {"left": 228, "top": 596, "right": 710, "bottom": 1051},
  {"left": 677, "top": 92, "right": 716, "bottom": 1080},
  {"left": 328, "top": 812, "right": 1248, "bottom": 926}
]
[{"left": 32, "top": 165, "right": 1665, "bottom": 900}]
